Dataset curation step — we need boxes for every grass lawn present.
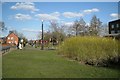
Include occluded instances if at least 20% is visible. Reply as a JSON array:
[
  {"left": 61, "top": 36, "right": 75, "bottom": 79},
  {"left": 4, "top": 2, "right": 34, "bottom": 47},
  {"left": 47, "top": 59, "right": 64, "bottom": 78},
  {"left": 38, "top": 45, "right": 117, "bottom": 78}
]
[
  {"left": 2, "top": 48, "right": 120, "bottom": 78},
  {"left": 0, "top": 54, "right": 2, "bottom": 79}
]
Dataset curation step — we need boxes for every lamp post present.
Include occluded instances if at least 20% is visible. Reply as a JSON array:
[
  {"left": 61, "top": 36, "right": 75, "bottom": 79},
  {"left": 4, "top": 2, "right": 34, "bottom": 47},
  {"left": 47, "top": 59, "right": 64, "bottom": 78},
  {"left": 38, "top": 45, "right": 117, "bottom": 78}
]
[{"left": 41, "top": 20, "right": 44, "bottom": 50}]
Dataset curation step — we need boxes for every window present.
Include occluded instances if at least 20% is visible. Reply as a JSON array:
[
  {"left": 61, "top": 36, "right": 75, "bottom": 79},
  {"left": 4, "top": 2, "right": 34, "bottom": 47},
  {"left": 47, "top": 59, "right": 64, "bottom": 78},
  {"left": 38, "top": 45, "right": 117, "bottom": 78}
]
[
  {"left": 11, "top": 37, "right": 13, "bottom": 40},
  {"left": 8, "top": 37, "right": 10, "bottom": 40},
  {"left": 117, "top": 30, "right": 120, "bottom": 33},
  {"left": 111, "top": 25, "right": 114, "bottom": 29},
  {"left": 111, "top": 30, "right": 115, "bottom": 34},
  {"left": 15, "top": 41, "right": 17, "bottom": 44},
  {"left": 116, "top": 24, "right": 119, "bottom": 28}
]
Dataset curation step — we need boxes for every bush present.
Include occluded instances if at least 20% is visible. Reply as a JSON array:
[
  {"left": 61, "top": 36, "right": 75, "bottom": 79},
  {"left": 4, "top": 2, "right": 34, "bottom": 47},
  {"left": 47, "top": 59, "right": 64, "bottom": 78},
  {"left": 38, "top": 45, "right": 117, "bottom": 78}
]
[{"left": 58, "top": 36, "right": 119, "bottom": 66}]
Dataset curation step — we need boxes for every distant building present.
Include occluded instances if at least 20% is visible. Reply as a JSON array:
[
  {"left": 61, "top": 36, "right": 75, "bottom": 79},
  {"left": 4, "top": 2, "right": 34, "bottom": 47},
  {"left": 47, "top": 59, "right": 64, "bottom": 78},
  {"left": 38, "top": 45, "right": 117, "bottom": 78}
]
[
  {"left": 104, "top": 19, "right": 120, "bottom": 40},
  {"left": 0, "top": 37, "right": 6, "bottom": 44},
  {"left": 109, "top": 19, "right": 120, "bottom": 34},
  {"left": 0, "top": 38, "right": 3, "bottom": 44},
  {"left": 6, "top": 32, "right": 19, "bottom": 46}
]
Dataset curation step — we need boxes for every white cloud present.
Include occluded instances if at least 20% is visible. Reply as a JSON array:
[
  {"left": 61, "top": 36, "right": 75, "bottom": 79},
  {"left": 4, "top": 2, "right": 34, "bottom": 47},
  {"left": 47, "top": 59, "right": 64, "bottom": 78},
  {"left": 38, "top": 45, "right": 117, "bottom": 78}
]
[
  {"left": 22, "top": 28, "right": 49, "bottom": 40},
  {"left": 83, "top": 8, "right": 99, "bottom": 14},
  {"left": 62, "top": 8, "right": 100, "bottom": 18},
  {"left": 11, "top": 2, "right": 39, "bottom": 13},
  {"left": 14, "top": 13, "right": 32, "bottom": 20},
  {"left": 22, "top": 28, "right": 41, "bottom": 32},
  {"left": 50, "top": 12, "right": 60, "bottom": 17},
  {"left": 63, "top": 22, "right": 74, "bottom": 26},
  {"left": 35, "top": 12, "right": 60, "bottom": 21},
  {"left": 110, "top": 13, "right": 119, "bottom": 19},
  {"left": 62, "top": 8, "right": 99, "bottom": 18},
  {"left": 63, "top": 12, "right": 83, "bottom": 18}
]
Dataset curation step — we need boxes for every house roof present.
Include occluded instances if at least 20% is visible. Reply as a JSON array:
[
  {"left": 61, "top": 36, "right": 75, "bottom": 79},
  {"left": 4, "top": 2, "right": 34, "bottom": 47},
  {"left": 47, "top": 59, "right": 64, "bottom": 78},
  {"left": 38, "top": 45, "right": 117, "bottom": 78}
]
[
  {"left": 109, "top": 19, "right": 120, "bottom": 23},
  {"left": 6, "top": 32, "right": 18, "bottom": 38}
]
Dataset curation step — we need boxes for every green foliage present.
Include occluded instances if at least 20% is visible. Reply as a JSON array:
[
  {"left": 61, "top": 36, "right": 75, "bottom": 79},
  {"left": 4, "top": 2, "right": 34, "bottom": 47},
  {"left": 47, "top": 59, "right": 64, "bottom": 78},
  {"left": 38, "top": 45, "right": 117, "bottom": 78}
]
[{"left": 58, "top": 36, "right": 119, "bottom": 66}]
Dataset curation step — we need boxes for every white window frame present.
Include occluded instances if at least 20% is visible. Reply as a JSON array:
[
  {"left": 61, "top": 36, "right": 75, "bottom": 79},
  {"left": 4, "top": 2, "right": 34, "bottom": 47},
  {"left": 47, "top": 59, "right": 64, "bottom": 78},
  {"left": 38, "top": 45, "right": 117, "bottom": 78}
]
[
  {"left": 11, "top": 37, "right": 13, "bottom": 40},
  {"left": 116, "top": 24, "right": 119, "bottom": 28},
  {"left": 111, "top": 25, "right": 114, "bottom": 29},
  {"left": 111, "top": 30, "right": 115, "bottom": 34},
  {"left": 8, "top": 37, "right": 10, "bottom": 40}
]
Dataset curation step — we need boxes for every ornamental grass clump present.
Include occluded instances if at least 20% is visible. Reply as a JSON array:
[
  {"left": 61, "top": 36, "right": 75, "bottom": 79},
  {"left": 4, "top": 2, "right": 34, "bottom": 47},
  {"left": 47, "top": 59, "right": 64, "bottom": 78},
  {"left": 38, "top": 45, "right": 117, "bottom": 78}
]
[{"left": 58, "top": 36, "right": 119, "bottom": 66}]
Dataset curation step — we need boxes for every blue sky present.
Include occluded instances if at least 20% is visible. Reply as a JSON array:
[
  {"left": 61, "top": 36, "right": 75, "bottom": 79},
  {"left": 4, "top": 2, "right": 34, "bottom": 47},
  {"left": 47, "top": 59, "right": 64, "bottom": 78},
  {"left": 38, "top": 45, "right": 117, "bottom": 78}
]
[{"left": 1, "top": 2, "right": 119, "bottom": 40}]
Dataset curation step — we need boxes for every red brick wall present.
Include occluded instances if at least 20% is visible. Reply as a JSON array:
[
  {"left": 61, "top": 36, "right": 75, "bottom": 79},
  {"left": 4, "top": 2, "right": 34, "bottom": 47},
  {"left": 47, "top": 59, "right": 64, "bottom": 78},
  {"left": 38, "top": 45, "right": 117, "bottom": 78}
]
[{"left": 6, "top": 33, "right": 19, "bottom": 45}]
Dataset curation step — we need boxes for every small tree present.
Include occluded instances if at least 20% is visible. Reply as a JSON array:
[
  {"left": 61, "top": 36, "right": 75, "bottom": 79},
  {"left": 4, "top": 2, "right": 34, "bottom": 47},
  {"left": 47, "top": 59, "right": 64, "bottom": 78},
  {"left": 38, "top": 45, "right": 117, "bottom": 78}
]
[{"left": 44, "top": 31, "right": 51, "bottom": 41}]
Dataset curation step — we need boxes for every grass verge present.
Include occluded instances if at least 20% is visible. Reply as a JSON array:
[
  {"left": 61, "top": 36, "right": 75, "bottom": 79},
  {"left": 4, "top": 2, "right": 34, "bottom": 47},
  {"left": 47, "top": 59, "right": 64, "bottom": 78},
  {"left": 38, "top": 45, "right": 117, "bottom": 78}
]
[{"left": 3, "top": 49, "right": 120, "bottom": 78}]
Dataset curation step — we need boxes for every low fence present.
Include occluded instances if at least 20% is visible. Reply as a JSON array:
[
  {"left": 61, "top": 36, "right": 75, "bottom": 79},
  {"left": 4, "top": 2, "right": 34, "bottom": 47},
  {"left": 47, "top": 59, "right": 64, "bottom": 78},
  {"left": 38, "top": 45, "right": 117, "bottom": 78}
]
[{"left": 0, "top": 44, "right": 10, "bottom": 54}]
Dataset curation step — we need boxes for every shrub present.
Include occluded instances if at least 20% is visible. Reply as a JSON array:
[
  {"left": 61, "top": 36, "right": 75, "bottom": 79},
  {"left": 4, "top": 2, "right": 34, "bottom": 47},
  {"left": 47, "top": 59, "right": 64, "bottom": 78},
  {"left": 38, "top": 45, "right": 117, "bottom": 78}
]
[{"left": 58, "top": 36, "right": 119, "bottom": 66}]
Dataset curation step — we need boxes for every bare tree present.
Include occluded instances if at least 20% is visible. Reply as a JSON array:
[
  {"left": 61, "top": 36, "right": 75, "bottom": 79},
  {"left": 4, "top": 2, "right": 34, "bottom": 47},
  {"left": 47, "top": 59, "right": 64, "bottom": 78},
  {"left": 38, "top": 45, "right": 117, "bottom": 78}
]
[
  {"left": 89, "top": 15, "right": 102, "bottom": 36},
  {"left": 72, "top": 20, "right": 80, "bottom": 36},
  {"left": 38, "top": 21, "right": 65, "bottom": 43},
  {"left": 78, "top": 18, "right": 86, "bottom": 36},
  {"left": 65, "top": 23, "right": 74, "bottom": 37},
  {"left": 71, "top": 18, "right": 87, "bottom": 36},
  {"left": 0, "top": 22, "right": 7, "bottom": 31},
  {"left": 98, "top": 23, "right": 109, "bottom": 36},
  {"left": 49, "top": 21, "right": 66, "bottom": 44}
]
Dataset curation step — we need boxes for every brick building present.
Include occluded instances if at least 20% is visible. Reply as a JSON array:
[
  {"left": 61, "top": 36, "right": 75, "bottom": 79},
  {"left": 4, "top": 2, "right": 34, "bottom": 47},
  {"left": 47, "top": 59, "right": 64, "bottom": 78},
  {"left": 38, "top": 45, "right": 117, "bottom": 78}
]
[{"left": 6, "top": 32, "right": 19, "bottom": 46}]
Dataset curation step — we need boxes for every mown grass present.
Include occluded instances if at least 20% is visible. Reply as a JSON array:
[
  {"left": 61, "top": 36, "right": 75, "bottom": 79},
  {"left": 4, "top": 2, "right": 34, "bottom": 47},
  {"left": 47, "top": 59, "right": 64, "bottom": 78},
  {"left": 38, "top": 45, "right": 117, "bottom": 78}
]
[
  {"left": 58, "top": 36, "right": 119, "bottom": 66},
  {"left": 2, "top": 49, "right": 120, "bottom": 78},
  {"left": 0, "top": 53, "right": 2, "bottom": 79}
]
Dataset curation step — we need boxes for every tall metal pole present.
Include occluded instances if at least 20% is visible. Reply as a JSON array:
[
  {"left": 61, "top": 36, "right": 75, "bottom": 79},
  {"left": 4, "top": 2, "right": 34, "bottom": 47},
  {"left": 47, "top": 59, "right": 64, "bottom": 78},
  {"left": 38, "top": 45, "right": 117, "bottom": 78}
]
[{"left": 41, "top": 20, "right": 44, "bottom": 50}]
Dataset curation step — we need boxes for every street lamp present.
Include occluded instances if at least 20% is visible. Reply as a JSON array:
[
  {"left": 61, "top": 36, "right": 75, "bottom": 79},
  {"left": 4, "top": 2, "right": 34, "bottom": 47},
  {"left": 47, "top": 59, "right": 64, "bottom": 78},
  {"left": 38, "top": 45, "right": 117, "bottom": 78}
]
[{"left": 41, "top": 20, "right": 44, "bottom": 50}]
